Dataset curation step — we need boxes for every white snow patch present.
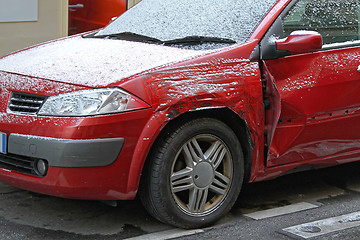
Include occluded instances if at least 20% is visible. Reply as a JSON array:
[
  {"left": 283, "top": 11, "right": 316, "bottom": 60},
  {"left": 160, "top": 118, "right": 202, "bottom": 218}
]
[
  {"left": 290, "top": 30, "right": 320, "bottom": 36},
  {"left": 97, "top": 0, "right": 277, "bottom": 43},
  {"left": 0, "top": 37, "right": 208, "bottom": 87}
]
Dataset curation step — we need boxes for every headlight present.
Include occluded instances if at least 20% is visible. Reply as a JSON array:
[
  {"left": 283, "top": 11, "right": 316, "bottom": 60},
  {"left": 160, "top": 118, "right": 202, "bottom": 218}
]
[{"left": 38, "top": 88, "right": 149, "bottom": 116}]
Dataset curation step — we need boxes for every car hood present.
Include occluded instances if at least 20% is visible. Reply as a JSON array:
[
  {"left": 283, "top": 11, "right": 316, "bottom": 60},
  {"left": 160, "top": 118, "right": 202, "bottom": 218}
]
[{"left": 0, "top": 36, "right": 208, "bottom": 88}]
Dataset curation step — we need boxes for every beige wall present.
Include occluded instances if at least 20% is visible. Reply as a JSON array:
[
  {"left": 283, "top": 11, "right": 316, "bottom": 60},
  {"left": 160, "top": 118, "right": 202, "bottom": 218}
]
[
  {"left": 0, "top": 0, "right": 68, "bottom": 57},
  {"left": 127, "top": 0, "right": 142, "bottom": 9}
]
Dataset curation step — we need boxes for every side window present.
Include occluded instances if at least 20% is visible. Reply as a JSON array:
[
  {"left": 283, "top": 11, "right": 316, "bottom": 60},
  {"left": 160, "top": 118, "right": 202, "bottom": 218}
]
[{"left": 282, "top": 0, "right": 360, "bottom": 45}]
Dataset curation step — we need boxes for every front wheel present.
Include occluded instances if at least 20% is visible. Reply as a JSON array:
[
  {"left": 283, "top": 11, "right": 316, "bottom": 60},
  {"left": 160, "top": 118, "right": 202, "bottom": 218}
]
[{"left": 140, "top": 118, "right": 244, "bottom": 228}]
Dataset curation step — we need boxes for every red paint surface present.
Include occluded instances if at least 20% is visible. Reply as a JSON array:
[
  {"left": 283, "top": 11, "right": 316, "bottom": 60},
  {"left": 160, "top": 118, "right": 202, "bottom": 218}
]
[
  {"left": 0, "top": 102, "right": 153, "bottom": 199},
  {"left": 0, "top": 72, "right": 152, "bottom": 200},
  {"left": 123, "top": 40, "right": 265, "bottom": 194},
  {"left": 69, "top": 0, "right": 127, "bottom": 35},
  {"left": 276, "top": 32, "right": 323, "bottom": 55},
  {"left": 265, "top": 46, "right": 360, "bottom": 169}
]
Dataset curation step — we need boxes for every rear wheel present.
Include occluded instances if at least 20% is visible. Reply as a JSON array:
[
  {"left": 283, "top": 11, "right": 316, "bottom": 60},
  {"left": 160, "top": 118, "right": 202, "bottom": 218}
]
[{"left": 140, "top": 118, "right": 244, "bottom": 228}]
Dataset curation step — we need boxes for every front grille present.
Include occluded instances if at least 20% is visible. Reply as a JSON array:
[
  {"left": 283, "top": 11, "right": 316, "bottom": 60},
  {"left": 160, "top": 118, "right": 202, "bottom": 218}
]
[
  {"left": 8, "top": 92, "right": 47, "bottom": 114},
  {"left": 0, "top": 153, "right": 45, "bottom": 177}
]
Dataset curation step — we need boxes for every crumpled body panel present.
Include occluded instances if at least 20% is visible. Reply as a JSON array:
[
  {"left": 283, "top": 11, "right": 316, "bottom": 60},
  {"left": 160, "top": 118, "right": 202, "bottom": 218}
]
[{"left": 265, "top": 46, "right": 360, "bottom": 169}]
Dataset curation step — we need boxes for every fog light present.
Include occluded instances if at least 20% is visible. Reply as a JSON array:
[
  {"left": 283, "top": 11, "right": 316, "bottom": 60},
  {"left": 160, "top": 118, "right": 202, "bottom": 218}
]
[{"left": 35, "top": 159, "right": 48, "bottom": 176}]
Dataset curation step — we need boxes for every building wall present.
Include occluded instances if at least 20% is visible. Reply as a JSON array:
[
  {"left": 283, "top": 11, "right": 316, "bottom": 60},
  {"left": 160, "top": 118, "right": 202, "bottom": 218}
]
[
  {"left": 0, "top": 0, "right": 68, "bottom": 57},
  {"left": 0, "top": 0, "right": 142, "bottom": 57},
  {"left": 127, "top": 0, "right": 142, "bottom": 9}
]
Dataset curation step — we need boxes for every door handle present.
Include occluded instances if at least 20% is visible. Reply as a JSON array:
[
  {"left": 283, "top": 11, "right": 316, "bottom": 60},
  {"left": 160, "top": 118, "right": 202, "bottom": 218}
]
[
  {"left": 69, "top": 4, "right": 84, "bottom": 9},
  {"left": 358, "top": 65, "right": 360, "bottom": 72}
]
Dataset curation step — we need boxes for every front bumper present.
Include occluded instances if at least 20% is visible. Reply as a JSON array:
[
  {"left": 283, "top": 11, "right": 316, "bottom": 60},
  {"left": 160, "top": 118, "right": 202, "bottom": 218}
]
[
  {"left": 8, "top": 134, "right": 124, "bottom": 168},
  {"left": 0, "top": 108, "right": 153, "bottom": 200}
]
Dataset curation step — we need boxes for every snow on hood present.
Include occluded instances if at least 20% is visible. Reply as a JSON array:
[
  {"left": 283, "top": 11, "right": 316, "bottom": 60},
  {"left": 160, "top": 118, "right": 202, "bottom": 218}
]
[{"left": 0, "top": 37, "right": 208, "bottom": 87}]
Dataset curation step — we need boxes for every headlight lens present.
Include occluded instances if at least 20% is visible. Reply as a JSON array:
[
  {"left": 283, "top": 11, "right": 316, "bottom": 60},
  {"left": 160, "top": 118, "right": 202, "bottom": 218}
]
[{"left": 38, "top": 88, "right": 148, "bottom": 116}]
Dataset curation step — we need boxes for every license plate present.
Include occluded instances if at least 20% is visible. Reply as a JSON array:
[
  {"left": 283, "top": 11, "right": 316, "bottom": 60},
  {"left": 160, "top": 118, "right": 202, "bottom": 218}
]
[{"left": 0, "top": 132, "right": 6, "bottom": 154}]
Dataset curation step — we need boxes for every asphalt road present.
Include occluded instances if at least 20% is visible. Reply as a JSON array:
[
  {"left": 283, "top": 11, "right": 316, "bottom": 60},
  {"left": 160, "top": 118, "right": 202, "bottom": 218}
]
[{"left": 1, "top": 161, "right": 360, "bottom": 240}]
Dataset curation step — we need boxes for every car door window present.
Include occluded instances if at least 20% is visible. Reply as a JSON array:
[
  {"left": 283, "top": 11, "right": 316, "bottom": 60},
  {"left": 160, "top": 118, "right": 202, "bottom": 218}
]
[{"left": 282, "top": 0, "right": 360, "bottom": 45}]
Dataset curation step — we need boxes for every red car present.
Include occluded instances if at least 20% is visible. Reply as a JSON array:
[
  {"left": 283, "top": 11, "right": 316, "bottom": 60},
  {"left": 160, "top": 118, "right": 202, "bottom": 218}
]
[
  {"left": 69, "top": 0, "right": 127, "bottom": 35},
  {"left": 0, "top": 0, "right": 358, "bottom": 228}
]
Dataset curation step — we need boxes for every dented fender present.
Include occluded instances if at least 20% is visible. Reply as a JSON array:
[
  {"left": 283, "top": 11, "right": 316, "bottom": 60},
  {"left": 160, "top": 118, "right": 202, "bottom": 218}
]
[
  {"left": 146, "top": 58, "right": 262, "bottom": 119},
  {"left": 125, "top": 61, "right": 266, "bottom": 193},
  {"left": 121, "top": 41, "right": 271, "bottom": 192}
]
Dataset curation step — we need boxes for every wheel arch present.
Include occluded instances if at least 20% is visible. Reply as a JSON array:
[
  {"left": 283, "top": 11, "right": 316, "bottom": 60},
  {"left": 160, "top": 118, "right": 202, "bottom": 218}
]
[{"left": 138, "top": 108, "right": 253, "bottom": 196}]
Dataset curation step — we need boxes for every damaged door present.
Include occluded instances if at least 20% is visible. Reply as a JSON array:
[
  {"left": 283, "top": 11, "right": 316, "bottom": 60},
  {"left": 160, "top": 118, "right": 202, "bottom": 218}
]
[
  {"left": 261, "top": 0, "right": 360, "bottom": 167},
  {"left": 262, "top": 61, "right": 281, "bottom": 158}
]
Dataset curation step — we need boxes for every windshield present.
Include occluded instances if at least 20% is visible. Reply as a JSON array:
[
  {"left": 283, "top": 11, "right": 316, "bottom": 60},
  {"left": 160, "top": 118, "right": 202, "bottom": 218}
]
[{"left": 95, "top": 0, "right": 277, "bottom": 50}]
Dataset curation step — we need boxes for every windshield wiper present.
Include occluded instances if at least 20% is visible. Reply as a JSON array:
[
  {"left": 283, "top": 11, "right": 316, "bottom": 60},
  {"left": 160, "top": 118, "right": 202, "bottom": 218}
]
[
  {"left": 161, "top": 36, "right": 236, "bottom": 45},
  {"left": 84, "top": 33, "right": 236, "bottom": 46},
  {"left": 85, "top": 32, "right": 161, "bottom": 43}
]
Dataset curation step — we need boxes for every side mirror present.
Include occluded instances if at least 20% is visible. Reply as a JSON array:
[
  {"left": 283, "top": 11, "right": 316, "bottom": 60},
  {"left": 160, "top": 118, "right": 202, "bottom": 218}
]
[{"left": 275, "top": 31, "right": 322, "bottom": 55}]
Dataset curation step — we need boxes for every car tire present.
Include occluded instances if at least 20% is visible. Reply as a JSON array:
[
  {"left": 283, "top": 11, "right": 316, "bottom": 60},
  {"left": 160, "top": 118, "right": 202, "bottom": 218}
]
[{"left": 140, "top": 118, "right": 244, "bottom": 229}]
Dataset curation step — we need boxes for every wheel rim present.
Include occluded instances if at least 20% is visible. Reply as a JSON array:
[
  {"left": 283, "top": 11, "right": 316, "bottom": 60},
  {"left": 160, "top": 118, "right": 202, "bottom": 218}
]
[{"left": 170, "top": 134, "right": 233, "bottom": 216}]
